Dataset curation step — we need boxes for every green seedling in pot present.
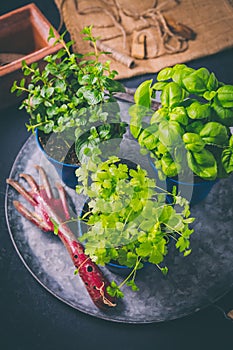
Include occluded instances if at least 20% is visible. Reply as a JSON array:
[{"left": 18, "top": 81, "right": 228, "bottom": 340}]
[
  {"left": 76, "top": 156, "right": 195, "bottom": 298},
  {"left": 11, "top": 26, "right": 126, "bottom": 165},
  {"left": 130, "top": 64, "right": 233, "bottom": 181}
]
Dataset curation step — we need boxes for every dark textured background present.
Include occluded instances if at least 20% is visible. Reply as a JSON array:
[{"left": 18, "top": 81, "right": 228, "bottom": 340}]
[{"left": 1, "top": 1, "right": 233, "bottom": 349}]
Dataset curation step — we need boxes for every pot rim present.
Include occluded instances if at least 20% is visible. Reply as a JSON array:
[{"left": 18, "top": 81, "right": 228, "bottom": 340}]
[{"left": 35, "top": 128, "right": 80, "bottom": 169}]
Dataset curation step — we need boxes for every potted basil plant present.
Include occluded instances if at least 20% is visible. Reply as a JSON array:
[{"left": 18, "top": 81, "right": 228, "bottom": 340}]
[
  {"left": 75, "top": 156, "right": 195, "bottom": 298},
  {"left": 129, "top": 64, "right": 233, "bottom": 205},
  {"left": 11, "top": 26, "right": 126, "bottom": 188}
]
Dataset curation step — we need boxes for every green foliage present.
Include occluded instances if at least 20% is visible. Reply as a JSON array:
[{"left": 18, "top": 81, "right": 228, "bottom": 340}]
[
  {"left": 217, "top": 85, "right": 233, "bottom": 108},
  {"left": 187, "top": 149, "right": 217, "bottom": 180},
  {"left": 76, "top": 156, "right": 195, "bottom": 297},
  {"left": 183, "top": 133, "right": 205, "bottom": 152},
  {"left": 199, "top": 122, "right": 229, "bottom": 146},
  {"left": 129, "top": 64, "right": 233, "bottom": 180},
  {"left": 222, "top": 135, "right": 233, "bottom": 174},
  {"left": 74, "top": 104, "right": 127, "bottom": 164},
  {"left": 133, "top": 80, "right": 153, "bottom": 108},
  {"left": 11, "top": 26, "right": 125, "bottom": 142}
]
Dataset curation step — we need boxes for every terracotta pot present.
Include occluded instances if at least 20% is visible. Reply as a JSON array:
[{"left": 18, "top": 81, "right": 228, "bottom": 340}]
[{"left": 0, "top": 3, "right": 63, "bottom": 109}]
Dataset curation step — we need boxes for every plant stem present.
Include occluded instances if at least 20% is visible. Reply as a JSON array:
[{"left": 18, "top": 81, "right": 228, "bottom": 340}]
[
  {"left": 122, "top": 207, "right": 134, "bottom": 231},
  {"left": 27, "top": 121, "right": 48, "bottom": 132},
  {"left": 164, "top": 222, "right": 182, "bottom": 236},
  {"left": 118, "top": 258, "right": 142, "bottom": 290},
  {"left": 16, "top": 86, "right": 30, "bottom": 93},
  {"left": 92, "top": 40, "right": 99, "bottom": 59}
]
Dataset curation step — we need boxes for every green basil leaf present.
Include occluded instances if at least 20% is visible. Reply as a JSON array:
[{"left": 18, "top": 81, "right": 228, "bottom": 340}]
[
  {"left": 169, "top": 106, "right": 188, "bottom": 125},
  {"left": 222, "top": 136, "right": 233, "bottom": 174},
  {"left": 157, "top": 67, "right": 173, "bottom": 81},
  {"left": 78, "top": 74, "right": 93, "bottom": 85},
  {"left": 183, "top": 133, "right": 205, "bottom": 152},
  {"left": 222, "top": 147, "right": 233, "bottom": 174},
  {"left": 152, "top": 81, "right": 167, "bottom": 90},
  {"left": 134, "top": 79, "right": 153, "bottom": 107},
  {"left": 159, "top": 120, "right": 184, "bottom": 147},
  {"left": 172, "top": 64, "right": 195, "bottom": 86},
  {"left": 216, "top": 85, "right": 233, "bottom": 108},
  {"left": 210, "top": 146, "right": 228, "bottom": 178},
  {"left": 195, "top": 67, "right": 210, "bottom": 83},
  {"left": 200, "top": 122, "right": 229, "bottom": 146},
  {"left": 186, "top": 101, "right": 211, "bottom": 120},
  {"left": 207, "top": 72, "right": 219, "bottom": 91},
  {"left": 186, "top": 121, "right": 204, "bottom": 134},
  {"left": 138, "top": 124, "right": 159, "bottom": 150},
  {"left": 161, "top": 153, "right": 179, "bottom": 177},
  {"left": 182, "top": 68, "right": 210, "bottom": 94},
  {"left": 212, "top": 99, "right": 233, "bottom": 126},
  {"left": 203, "top": 90, "right": 217, "bottom": 101},
  {"left": 160, "top": 82, "right": 186, "bottom": 107},
  {"left": 143, "top": 134, "right": 159, "bottom": 150},
  {"left": 230, "top": 135, "right": 233, "bottom": 148},
  {"left": 157, "top": 143, "right": 168, "bottom": 156},
  {"left": 150, "top": 107, "right": 168, "bottom": 124},
  {"left": 187, "top": 149, "right": 217, "bottom": 180}
]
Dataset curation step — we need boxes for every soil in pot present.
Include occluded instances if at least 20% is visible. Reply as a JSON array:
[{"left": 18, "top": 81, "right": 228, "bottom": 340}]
[{"left": 38, "top": 130, "right": 81, "bottom": 166}]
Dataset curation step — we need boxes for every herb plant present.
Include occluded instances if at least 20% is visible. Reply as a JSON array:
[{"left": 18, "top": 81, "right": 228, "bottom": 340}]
[
  {"left": 76, "top": 156, "right": 194, "bottom": 298},
  {"left": 130, "top": 64, "right": 233, "bottom": 181},
  {"left": 75, "top": 117, "right": 127, "bottom": 164},
  {"left": 11, "top": 26, "right": 125, "bottom": 163}
]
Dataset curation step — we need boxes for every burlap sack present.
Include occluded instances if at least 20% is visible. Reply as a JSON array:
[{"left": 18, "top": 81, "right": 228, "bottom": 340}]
[{"left": 54, "top": 0, "right": 233, "bottom": 79}]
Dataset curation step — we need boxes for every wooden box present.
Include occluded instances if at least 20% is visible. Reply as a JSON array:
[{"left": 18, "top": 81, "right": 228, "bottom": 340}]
[{"left": 0, "top": 3, "right": 63, "bottom": 109}]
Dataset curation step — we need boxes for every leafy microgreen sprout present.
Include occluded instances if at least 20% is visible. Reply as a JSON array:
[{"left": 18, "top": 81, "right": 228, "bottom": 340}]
[{"left": 76, "top": 156, "right": 195, "bottom": 298}]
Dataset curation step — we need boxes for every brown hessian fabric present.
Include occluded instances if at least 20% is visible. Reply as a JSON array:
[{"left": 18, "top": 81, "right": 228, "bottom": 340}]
[{"left": 54, "top": 0, "right": 233, "bottom": 79}]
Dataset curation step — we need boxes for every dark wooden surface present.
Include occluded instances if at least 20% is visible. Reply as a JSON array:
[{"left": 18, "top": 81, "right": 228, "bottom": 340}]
[{"left": 1, "top": 2, "right": 233, "bottom": 349}]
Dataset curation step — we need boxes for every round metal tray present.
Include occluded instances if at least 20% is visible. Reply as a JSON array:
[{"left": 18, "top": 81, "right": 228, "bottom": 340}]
[{"left": 5, "top": 103, "right": 233, "bottom": 324}]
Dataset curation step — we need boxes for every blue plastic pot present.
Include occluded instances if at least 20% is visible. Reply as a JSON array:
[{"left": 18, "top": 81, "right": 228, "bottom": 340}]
[
  {"left": 35, "top": 129, "right": 79, "bottom": 189},
  {"left": 149, "top": 156, "right": 218, "bottom": 206},
  {"left": 166, "top": 176, "right": 219, "bottom": 206},
  {"left": 106, "top": 261, "right": 134, "bottom": 276},
  {"left": 106, "top": 260, "right": 150, "bottom": 277}
]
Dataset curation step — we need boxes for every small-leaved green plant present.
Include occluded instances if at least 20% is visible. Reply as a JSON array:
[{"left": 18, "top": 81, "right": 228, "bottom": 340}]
[
  {"left": 76, "top": 156, "right": 195, "bottom": 298},
  {"left": 11, "top": 26, "right": 126, "bottom": 163},
  {"left": 130, "top": 64, "right": 233, "bottom": 181}
]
